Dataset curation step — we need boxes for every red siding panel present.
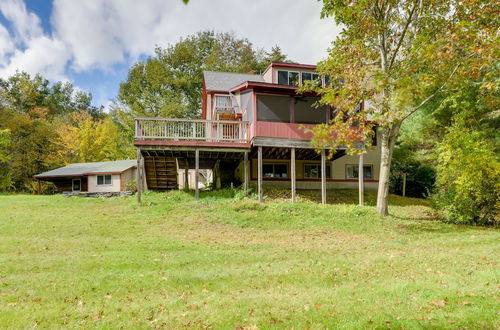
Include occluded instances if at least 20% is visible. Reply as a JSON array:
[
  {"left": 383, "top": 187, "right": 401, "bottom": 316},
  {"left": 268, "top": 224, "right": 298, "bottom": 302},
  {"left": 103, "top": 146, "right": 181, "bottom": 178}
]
[{"left": 255, "top": 122, "right": 315, "bottom": 140}]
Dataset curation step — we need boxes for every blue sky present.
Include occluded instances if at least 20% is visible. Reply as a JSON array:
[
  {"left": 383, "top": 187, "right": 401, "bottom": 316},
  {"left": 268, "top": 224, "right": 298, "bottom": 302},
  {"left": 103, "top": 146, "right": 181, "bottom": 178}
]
[{"left": 0, "top": 0, "right": 340, "bottom": 109}]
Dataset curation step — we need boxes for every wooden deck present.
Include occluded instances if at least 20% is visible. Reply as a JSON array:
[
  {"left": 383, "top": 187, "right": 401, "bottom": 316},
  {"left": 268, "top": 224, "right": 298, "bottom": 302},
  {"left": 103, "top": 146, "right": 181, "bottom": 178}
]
[{"left": 135, "top": 117, "right": 250, "bottom": 146}]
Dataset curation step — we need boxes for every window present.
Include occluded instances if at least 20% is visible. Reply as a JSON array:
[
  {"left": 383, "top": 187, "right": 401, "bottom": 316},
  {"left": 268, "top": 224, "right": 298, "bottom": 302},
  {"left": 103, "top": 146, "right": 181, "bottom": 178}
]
[
  {"left": 263, "top": 163, "right": 288, "bottom": 178},
  {"left": 97, "top": 174, "right": 112, "bottom": 185},
  {"left": 277, "top": 70, "right": 288, "bottom": 85},
  {"left": 323, "top": 75, "right": 330, "bottom": 87},
  {"left": 288, "top": 72, "right": 299, "bottom": 86},
  {"left": 214, "top": 95, "right": 233, "bottom": 113},
  {"left": 277, "top": 70, "right": 299, "bottom": 86},
  {"left": 294, "top": 97, "right": 328, "bottom": 124},
  {"left": 301, "top": 72, "right": 321, "bottom": 86},
  {"left": 304, "top": 164, "right": 331, "bottom": 179},
  {"left": 257, "top": 94, "right": 290, "bottom": 122},
  {"left": 346, "top": 165, "right": 373, "bottom": 179}
]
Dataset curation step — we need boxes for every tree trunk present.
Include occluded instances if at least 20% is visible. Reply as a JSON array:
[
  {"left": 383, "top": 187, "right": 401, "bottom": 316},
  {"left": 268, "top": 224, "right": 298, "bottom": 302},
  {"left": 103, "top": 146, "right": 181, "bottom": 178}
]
[{"left": 376, "top": 122, "right": 401, "bottom": 216}]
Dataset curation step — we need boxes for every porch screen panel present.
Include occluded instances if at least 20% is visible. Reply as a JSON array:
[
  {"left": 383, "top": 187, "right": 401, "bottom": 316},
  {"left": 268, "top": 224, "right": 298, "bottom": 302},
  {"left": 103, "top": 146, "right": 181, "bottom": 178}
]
[
  {"left": 240, "top": 91, "right": 253, "bottom": 124},
  {"left": 294, "top": 97, "right": 328, "bottom": 124},
  {"left": 257, "top": 94, "right": 290, "bottom": 122}
]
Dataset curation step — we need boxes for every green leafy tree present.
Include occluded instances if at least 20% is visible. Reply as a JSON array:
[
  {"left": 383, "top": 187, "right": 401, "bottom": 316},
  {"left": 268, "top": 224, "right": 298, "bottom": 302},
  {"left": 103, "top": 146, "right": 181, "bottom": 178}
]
[
  {"left": 0, "top": 108, "right": 59, "bottom": 189},
  {"left": 309, "top": 0, "right": 496, "bottom": 215},
  {"left": 0, "top": 128, "right": 12, "bottom": 190},
  {"left": 0, "top": 72, "right": 93, "bottom": 116},
  {"left": 434, "top": 115, "right": 499, "bottom": 225}
]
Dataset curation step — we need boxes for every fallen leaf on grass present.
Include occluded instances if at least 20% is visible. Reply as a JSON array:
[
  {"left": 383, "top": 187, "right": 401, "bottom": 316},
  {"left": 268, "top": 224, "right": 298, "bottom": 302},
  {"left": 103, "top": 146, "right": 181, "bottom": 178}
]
[{"left": 431, "top": 300, "right": 446, "bottom": 307}]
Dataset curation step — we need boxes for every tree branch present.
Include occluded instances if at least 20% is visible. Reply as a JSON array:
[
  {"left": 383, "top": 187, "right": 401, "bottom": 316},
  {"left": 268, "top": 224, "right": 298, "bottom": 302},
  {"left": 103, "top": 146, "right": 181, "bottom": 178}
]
[
  {"left": 401, "top": 63, "right": 461, "bottom": 121},
  {"left": 387, "top": 0, "right": 420, "bottom": 71}
]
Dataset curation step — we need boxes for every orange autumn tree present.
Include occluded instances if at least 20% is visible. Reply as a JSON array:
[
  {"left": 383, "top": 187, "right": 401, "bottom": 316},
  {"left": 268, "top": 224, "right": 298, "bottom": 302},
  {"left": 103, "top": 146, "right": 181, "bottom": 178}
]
[{"left": 307, "top": 0, "right": 496, "bottom": 215}]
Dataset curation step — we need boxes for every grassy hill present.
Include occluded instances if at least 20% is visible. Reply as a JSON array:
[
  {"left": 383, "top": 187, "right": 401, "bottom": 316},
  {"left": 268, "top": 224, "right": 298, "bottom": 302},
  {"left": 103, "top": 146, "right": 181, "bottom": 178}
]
[{"left": 0, "top": 190, "right": 498, "bottom": 328}]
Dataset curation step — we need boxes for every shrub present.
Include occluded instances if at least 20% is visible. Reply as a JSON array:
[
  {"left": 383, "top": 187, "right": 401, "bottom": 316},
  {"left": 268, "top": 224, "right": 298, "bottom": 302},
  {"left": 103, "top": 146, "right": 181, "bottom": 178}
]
[
  {"left": 433, "top": 121, "right": 499, "bottom": 225},
  {"left": 25, "top": 180, "right": 56, "bottom": 195}
]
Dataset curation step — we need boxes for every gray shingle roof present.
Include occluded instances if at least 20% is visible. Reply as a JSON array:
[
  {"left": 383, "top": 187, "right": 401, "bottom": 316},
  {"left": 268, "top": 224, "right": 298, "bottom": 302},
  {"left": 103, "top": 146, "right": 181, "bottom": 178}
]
[
  {"left": 35, "top": 160, "right": 137, "bottom": 178},
  {"left": 203, "top": 71, "right": 265, "bottom": 92}
]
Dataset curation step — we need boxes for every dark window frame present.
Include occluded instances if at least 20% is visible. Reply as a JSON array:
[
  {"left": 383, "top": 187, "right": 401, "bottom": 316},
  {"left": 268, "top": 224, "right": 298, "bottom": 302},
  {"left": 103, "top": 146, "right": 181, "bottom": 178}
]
[
  {"left": 97, "top": 174, "right": 112, "bottom": 185},
  {"left": 303, "top": 163, "right": 331, "bottom": 179},
  {"left": 263, "top": 162, "right": 289, "bottom": 178},
  {"left": 345, "top": 164, "right": 373, "bottom": 180}
]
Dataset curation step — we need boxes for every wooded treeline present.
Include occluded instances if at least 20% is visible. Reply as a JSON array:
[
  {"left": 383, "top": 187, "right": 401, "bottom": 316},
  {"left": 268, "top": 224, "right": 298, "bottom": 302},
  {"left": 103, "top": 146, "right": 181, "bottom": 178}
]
[{"left": 0, "top": 31, "right": 289, "bottom": 192}]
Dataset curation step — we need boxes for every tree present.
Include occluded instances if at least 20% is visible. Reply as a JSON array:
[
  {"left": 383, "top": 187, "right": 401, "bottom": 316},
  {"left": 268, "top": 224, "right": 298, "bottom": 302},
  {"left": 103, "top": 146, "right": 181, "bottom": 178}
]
[
  {"left": 434, "top": 115, "right": 499, "bottom": 225},
  {"left": 0, "top": 129, "right": 12, "bottom": 190},
  {"left": 116, "top": 31, "right": 290, "bottom": 124},
  {"left": 0, "top": 72, "right": 93, "bottom": 116},
  {"left": 0, "top": 108, "right": 59, "bottom": 189},
  {"left": 310, "top": 0, "right": 496, "bottom": 215},
  {"left": 52, "top": 111, "right": 133, "bottom": 164}
]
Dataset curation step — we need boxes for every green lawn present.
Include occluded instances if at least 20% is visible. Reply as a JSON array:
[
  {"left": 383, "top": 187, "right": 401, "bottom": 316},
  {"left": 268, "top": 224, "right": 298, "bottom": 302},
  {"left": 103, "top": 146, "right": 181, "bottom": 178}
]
[{"left": 0, "top": 190, "right": 498, "bottom": 328}]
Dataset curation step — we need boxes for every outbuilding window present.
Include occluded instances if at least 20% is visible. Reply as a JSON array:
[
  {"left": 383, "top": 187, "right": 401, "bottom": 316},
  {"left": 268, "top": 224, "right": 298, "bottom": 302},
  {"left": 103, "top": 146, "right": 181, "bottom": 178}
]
[{"left": 97, "top": 174, "right": 112, "bottom": 185}]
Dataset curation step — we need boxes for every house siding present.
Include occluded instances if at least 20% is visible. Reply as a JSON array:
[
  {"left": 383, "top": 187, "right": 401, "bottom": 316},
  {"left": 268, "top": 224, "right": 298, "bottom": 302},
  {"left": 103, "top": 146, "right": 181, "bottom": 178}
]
[
  {"left": 120, "top": 168, "right": 137, "bottom": 191},
  {"left": 88, "top": 174, "right": 121, "bottom": 193}
]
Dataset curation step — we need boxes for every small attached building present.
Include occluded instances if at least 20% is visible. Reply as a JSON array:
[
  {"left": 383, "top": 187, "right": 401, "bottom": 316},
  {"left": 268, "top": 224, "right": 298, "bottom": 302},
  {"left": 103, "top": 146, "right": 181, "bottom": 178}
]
[{"left": 34, "top": 160, "right": 137, "bottom": 193}]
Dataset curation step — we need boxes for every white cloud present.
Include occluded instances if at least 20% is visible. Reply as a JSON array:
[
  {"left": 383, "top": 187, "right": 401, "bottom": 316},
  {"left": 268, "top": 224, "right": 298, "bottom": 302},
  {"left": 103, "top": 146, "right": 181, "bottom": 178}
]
[
  {"left": 0, "top": 0, "right": 340, "bottom": 104},
  {"left": 50, "top": 0, "right": 339, "bottom": 72},
  {"left": 0, "top": 23, "right": 15, "bottom": 62},
  {"left": 0, "top": 0, "right": 42, "bottom": 44},
  {"left": 0, "top": 36, "right": 70, "bottom": 81}
]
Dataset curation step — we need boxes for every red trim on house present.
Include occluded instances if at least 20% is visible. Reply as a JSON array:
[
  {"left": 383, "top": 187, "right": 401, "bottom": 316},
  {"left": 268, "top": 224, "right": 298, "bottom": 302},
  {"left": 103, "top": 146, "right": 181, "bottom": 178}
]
[
  {"left": 134, "top": 139, "right": 251, "bottom": 149},
  {"left": 120, "top": 173, "right": 123, "bottom": 191},
  {"left": 230, "top": 81, "right": 319, "bottom": 97}
]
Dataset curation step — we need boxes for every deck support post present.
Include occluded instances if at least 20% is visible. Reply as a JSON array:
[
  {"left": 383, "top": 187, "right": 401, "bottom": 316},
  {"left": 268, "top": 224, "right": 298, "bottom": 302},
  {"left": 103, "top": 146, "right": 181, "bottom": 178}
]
[
  {"left": 195, "top": 149, "right": 199, "bottom": 200},
  {"left": 359, "top": 153, "right": 364, "bottom": 206},
  {"left": 184, "top": 158, "right": 189, "bottom": 191},
  {"left": 291, "top": 147, "right": 296, "bottom": 203},
  {"left": 321, "top": 149, "right": 326, "bottom": 204},
  {"left": 37, "top": 179, "right": 41, "bottom": 195},
  {"left": 243, "top": 151, "right": 249, "bottom": 196},
  {"left": 258, "top": 146, "right": 263, "bottom": 202},
  {"left": 214, "top": 159, "right": 221, "bottom": 189},
  {"left": 136, "top": 149, "right": 142, "bottom": 203}
]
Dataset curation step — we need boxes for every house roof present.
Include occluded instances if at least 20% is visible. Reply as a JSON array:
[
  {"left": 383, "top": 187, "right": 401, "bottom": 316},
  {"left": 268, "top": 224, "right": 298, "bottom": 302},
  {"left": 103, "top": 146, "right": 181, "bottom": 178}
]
[
  {"left": 203, "top": 71, "right": 265, "bottom": 92},
  {"left": 34, "top": 160, "right": 137, "bottom": 178}
]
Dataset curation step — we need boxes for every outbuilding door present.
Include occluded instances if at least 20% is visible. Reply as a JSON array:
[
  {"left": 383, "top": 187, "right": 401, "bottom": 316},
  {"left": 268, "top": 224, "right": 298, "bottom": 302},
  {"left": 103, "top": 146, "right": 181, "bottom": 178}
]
[{"left": 72, "top": 179, "right": 81, "bottom": 192}]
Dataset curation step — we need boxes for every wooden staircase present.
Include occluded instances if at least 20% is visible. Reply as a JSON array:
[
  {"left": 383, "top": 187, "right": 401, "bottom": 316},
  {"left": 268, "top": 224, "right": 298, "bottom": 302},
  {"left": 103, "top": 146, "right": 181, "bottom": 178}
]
[{"left": 143, "top": 156, "right": 178, "bottom": 190}]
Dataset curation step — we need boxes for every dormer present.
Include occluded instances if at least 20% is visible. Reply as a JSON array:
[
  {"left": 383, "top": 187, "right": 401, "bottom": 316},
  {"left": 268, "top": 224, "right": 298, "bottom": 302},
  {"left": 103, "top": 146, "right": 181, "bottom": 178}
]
[{"left": 262, "top": 63, "right": 329, "bottom": 87}]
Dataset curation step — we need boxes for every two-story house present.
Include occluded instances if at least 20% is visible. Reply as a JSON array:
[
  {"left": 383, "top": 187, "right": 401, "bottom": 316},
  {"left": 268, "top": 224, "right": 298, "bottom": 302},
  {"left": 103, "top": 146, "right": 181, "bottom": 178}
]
[{"left": 134, "top": 62, "right": 381, "bottom": 202}]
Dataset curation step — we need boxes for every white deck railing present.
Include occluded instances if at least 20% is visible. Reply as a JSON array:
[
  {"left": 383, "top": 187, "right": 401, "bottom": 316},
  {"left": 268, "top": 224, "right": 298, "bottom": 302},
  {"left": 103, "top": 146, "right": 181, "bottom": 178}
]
[{"left": 135, "top": 118, "right": 250, "bottom": 143}]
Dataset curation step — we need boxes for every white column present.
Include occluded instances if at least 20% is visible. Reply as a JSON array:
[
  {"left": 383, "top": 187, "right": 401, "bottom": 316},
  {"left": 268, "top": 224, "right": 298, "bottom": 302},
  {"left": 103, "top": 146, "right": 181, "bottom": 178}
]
[
  {"left": 244, "top": 151, "right": 249, "bottom": 195},
  {"left": 359, "top": 153, "right": 364, "bottom": 206},
  {"left": 136, "top": 149, "right": 142, "bottom": 203},
  {"left": 195, "top": 149, "right": 199, "bottom": 200},
  {"left": 321, "top": 149, "right": 326, "bottom": 204},
  {"left": 258, "top": 146, "right": 263, "bottom": 202},
  {"left": 291, "top": 147, "right": 296, "bottom": 203}
]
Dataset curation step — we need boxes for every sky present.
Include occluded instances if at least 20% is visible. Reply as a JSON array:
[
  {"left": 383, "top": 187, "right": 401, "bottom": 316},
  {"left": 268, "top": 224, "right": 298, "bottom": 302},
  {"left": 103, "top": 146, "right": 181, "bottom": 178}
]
[{"left": 0, "top": 0, "right": 341, "bottom": 109}]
